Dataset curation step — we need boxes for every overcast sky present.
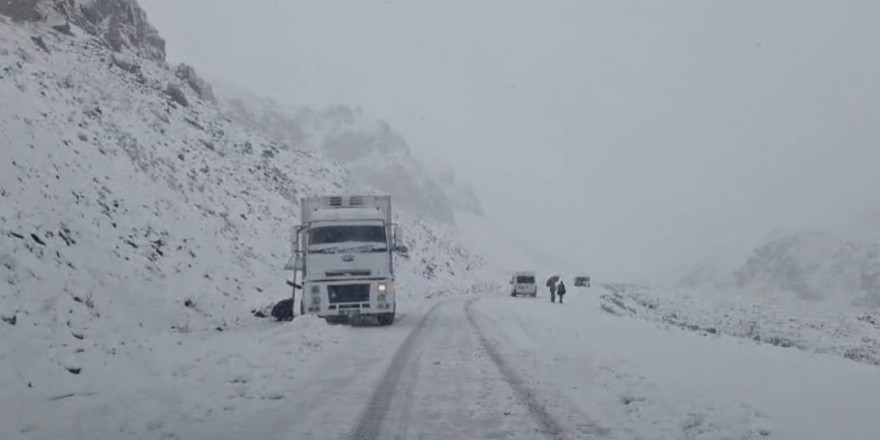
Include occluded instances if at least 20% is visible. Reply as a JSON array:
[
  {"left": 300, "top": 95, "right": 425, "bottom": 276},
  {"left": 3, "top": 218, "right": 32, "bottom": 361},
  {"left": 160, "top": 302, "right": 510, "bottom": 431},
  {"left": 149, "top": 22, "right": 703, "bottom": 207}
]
[{"left": 139, "top": 0, "right": 880, "bottom": 281}]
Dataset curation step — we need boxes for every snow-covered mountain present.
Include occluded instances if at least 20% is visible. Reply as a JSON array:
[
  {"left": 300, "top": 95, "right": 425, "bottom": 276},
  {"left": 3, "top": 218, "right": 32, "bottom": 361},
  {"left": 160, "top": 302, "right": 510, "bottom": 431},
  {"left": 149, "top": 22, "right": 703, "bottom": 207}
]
[
  {"left": 733, "top": 231, "right": 880, "bottom": 306},
  {"left": 676, "top": 230, "right": 880, "bottom": 307},
  {"left": 221, "top": 91, "right": 483, "bottom": 224}
]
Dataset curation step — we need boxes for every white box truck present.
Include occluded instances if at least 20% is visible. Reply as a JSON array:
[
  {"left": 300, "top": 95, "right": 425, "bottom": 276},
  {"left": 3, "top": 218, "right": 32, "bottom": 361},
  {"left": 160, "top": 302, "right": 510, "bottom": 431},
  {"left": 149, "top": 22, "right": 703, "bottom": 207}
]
[{"left": 285, "top": 195, "right": 405, "bottom": 325}]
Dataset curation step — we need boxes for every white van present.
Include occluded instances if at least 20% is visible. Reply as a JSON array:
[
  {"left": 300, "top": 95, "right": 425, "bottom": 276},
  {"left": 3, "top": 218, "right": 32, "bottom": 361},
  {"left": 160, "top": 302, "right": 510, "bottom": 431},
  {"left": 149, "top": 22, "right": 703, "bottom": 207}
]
[{"left": 510, "top": 271, "right": 537, "bottom": 297}]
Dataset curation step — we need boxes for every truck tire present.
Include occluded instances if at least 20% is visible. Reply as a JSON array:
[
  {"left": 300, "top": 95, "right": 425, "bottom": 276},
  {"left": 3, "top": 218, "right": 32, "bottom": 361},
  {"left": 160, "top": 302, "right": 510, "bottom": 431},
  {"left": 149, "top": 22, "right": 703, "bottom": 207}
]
[{"left": 377, "top": 312, "right": 395, "bottom": 326}]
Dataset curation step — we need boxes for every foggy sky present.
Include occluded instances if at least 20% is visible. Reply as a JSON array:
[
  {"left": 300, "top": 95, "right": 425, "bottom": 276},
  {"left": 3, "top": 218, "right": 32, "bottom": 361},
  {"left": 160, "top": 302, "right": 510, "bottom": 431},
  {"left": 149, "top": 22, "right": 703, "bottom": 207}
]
[{"left": 139, "top": 0, "right": 880, "bottom": 281}]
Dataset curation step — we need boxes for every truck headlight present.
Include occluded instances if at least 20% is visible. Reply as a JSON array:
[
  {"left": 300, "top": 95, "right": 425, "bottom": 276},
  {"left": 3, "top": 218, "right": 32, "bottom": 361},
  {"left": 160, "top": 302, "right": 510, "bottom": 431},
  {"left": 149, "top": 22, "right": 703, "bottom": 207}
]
[
  {"left": 377, "top": 283, "right": 387, "bottom": 293},
  {"left": 378, "top": 293, "right": 387, "bottom": 303}
]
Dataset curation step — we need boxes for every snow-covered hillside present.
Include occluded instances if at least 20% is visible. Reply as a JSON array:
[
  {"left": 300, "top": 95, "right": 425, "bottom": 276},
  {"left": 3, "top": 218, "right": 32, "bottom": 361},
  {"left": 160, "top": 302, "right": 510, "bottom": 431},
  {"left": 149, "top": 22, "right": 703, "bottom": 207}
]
[
  {"left": 677, "top": 230, "right": 880, "bottom": 308},
  {"left": 1, "top": 3, "right": 501, "bottom": 437},
  {"left": 600, "top": 283, "right": 880, "bottom": 367},
  {"left": 734, "top": 231, "right": 880, "bottom": 306},
  {"left": 222, "top": 91, "right": 483, "bottom": 224},
  {"left": 0, "top": 0, "right": 495, "bottom": 316}
]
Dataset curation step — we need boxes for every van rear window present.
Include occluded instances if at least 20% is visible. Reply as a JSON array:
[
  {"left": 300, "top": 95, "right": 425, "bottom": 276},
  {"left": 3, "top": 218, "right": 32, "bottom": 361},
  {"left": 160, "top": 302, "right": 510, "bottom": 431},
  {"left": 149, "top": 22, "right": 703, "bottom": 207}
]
[{"left": 516, "top": 276, "right": 535, "bottom": 284}]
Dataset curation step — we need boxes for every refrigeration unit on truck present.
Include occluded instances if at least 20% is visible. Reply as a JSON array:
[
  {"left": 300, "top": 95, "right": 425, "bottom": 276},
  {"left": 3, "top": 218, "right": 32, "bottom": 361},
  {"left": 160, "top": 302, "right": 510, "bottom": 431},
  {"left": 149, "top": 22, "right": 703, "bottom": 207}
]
[{"left": 285, "top": 195, "right": 406, "bottom": 325}]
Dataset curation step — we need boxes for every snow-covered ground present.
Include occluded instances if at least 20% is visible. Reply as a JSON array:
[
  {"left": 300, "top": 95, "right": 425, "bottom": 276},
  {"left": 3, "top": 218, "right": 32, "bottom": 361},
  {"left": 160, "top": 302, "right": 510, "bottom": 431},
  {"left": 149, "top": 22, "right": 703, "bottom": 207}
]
[
  {"left": 3, "top": 301, "right": 442, "bottom": 440},
  {"left": 475, "top": 289, "right": 880, "bottom": 440},
  {"left": 10, "top": 285, "right": 874, "bottom": 439},
  {"left": 599, "top": 283, "right": 880, "bottom": 367}
]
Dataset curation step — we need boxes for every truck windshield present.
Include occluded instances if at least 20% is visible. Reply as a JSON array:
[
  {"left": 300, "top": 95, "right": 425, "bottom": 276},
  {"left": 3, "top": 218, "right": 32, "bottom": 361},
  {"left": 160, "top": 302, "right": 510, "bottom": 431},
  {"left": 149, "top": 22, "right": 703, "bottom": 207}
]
[
  {"left": 516, "top": 276, "right": 535, "bottom": 284},
  {"left": 308, "top": 225, "right": 388, "bottom": 253}
]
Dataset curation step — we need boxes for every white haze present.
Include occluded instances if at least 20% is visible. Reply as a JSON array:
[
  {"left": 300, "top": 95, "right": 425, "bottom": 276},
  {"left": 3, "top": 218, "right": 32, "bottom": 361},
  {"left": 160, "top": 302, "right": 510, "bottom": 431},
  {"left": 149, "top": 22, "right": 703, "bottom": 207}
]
[{"left": 139, "top": 0, "right": 880, "bottom": 281}]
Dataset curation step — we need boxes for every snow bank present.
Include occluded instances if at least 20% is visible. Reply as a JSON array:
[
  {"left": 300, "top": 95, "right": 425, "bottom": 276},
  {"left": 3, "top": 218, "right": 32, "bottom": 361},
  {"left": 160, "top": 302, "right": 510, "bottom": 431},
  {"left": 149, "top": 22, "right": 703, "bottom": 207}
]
[{"left": 599, "top": 283, "right": 880, "bottom": 366}]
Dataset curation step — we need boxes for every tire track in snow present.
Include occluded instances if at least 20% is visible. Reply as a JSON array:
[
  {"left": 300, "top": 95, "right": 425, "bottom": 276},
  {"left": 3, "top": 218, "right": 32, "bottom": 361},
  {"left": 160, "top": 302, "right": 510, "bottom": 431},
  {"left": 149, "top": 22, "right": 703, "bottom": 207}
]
[
  {"left": 464, "top": 298, "right": 569, "bottom": 439},
  {"left": 347, "top": 300, "right": 445, "bottom": 440},
  {"left": 465, "top": 298, "right": 607, "bottom": 440},
  {"left": 349, "top": 296, "right": 603, "bottom": 440}
]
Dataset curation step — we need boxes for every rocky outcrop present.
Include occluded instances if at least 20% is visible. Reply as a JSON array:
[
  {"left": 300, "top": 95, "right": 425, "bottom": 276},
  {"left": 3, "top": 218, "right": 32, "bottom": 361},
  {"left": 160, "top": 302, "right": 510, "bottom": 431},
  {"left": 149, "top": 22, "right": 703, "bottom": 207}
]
[
  {"left": 0, "top": 0, "right": 42, "bottom": 21},
  {"left": 0, "top": 0, "right": 166, "bottom": 61},
  {"left": 176, "top": 63, "right": 215, "bottom": 103},
  {"left": 74, "top": 0, "right": 165, "bottom": 61},
  {"left": 2, "top": 1, "right": 220, "bottom": 106}
]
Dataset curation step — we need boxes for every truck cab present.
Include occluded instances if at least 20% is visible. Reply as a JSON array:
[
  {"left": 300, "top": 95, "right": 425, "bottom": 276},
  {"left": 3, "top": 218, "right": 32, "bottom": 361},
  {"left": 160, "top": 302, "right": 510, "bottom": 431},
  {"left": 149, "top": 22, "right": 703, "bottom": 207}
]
[
  {"left": 286, "top": 195, "right": 404, "bottom": 325},
  {"left": 510, "top": 271, "right": 537, "bottom": 297}
]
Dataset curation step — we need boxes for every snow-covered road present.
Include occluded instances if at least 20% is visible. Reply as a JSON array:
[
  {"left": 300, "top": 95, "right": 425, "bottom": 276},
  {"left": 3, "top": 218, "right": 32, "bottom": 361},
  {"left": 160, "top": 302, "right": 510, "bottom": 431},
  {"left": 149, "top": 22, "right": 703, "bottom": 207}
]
[
  {"left": 241, "top": 288, "right": 879, "bottom": 440},
  {"left": 7, "top": 288, "right": 880, "bottom": 440},
  {"left": 469, "top": 291, "right": 880, "bottom": 440},
  {"left": 347, "top": 297, "right": 607, "bottom": 440},
  {"left": 342, "top": 289, "right": 879, "bottom": 440},
  {"left": 226, "top": 297, "right": 601, "bottom": 440}
]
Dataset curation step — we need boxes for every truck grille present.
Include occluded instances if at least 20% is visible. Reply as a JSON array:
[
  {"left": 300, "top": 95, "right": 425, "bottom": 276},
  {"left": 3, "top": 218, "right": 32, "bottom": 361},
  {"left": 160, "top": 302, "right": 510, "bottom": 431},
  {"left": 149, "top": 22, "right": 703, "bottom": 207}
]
[
  {"left": 327, "top": 284, "right": 370, "bottom": 304},
  {"left": 326, "top": 270, "right": 371, "bottom": 277}
]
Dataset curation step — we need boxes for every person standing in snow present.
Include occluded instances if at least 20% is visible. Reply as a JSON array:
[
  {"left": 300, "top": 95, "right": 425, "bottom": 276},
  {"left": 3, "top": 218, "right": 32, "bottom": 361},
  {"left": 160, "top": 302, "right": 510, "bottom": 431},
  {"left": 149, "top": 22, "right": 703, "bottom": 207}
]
[
  {"left": 549, "top": 282, "right": 557, "bottom": 303},
  {"left": 557, "top": 280, "right": 567, "bottom": 304}
]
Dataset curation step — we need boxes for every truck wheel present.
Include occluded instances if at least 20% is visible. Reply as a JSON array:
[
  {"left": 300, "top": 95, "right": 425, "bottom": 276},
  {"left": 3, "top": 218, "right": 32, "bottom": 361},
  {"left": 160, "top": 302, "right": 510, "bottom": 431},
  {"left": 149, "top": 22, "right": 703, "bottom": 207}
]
[{"left": 377, "top": 312, "right": 395, "bottom": 326}]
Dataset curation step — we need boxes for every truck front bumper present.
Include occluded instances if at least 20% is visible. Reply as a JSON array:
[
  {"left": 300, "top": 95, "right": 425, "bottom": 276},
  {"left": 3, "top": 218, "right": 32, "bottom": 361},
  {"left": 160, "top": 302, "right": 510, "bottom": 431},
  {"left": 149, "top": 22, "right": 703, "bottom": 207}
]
[
  {"left": 320, "top": 301, "right": 394, "bottom": 318},
  {"left": 302, "top": 280, "right": 395, "bottom": 317}
]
